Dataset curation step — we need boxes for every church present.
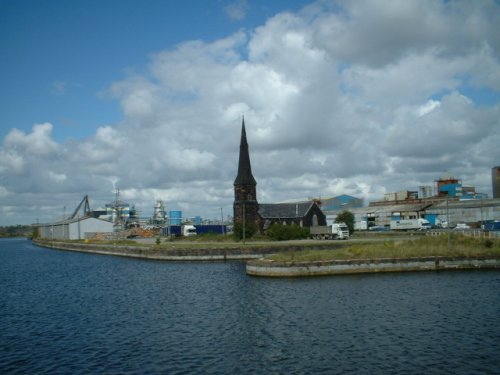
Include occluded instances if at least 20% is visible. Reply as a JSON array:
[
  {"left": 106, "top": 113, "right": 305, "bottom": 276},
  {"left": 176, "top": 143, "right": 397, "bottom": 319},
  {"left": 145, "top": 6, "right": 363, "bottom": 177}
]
[{"left": 233, "top": 118, "right": 326, "bottom": 234}]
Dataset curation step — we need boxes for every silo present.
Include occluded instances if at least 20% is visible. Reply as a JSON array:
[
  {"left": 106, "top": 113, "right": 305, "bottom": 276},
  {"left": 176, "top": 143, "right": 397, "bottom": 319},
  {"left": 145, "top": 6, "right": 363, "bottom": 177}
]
[
  {"left": 169, "top": 210, "right": 182, "bottom": 225},
  {"left": 493, "top": 166, "right": 500, "bottom": 198}
]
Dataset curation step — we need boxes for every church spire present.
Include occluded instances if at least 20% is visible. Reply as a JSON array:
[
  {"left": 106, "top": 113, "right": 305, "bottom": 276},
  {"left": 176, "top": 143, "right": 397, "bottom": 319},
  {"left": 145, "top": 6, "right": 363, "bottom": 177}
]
[
  {"left": 234, "top": 116, "right": 257, "bottom": 186},
  {"left": 233, "top": 116, "right": 259, "bottom": 234}
]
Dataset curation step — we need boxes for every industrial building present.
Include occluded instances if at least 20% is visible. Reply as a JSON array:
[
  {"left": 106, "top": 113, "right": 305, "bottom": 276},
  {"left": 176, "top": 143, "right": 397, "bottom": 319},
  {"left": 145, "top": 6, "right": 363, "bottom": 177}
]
[
  {"left": 92, "top": 200, "right": 131, "bottom": 223},
  {"left": 318, "top": 195, "right": 364, "bottom": 211},
  {"left": 347, "top": 199, "right": 500, "bottom": 229},
  {"left": 424, "top": 199, "right": 500, "bottom": 227},
  {"left": 493, "top": 166, "right": 500, "bottom": 199},
  {"left": 38, "top": 217, "right": 114, "bottom": 240}
]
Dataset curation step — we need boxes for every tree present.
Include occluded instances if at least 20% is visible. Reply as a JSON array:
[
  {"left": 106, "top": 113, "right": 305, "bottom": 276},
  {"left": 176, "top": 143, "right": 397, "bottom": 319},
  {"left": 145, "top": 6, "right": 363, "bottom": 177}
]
[
  {"left": 233, "top": 222, "right": 257, "bottom": 241},
  {"left": 335, "top": 210, "right": 355, "bottom": 233}
]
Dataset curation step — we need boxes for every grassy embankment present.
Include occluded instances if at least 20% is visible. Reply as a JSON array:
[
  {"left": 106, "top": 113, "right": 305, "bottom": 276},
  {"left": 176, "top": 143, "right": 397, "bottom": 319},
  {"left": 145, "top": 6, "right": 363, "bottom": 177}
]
[
  {"left": 266, "top": 234, "right": 500, "bottom": 262},
  {"left": 41, "top": 233, "right": 500, "bottom": 260},
  {"left": 67, "top": 233, "right": 297, "bottom": 250}
]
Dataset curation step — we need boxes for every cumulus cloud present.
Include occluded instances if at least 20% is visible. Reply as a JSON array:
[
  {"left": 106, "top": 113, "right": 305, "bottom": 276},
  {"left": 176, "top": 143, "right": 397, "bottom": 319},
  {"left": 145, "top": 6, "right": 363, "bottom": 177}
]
[
  {"left": 1, "top": 0, "right": 499, "bottom": 225},
  {"left": 4, "top": 123, "right": 59, "bottom": 157}
]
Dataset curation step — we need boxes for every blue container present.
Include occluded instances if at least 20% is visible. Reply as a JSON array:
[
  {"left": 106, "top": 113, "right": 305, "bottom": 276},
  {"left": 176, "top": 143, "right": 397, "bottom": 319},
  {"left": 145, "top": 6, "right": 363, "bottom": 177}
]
[
  {"left": 194, "top": 225, "right": 227, "bottom": 235},
  {"left": 169, "top": 210, "right": 182, "bottom": 225},
  {"left": 162, "top": 225, "right": 182, "bottom": 236}
]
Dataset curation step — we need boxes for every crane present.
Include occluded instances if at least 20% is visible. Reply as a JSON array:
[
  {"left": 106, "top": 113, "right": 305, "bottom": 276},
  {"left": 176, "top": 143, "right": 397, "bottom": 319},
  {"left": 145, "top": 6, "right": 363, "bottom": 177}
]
[{"left": 70, "top": 195, "right": 91, "bottom": 219}]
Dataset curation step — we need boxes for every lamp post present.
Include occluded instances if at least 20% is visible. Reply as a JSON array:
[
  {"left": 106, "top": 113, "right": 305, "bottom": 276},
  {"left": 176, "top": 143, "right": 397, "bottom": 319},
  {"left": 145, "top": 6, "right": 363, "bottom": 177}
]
[{"left": 446, "top": 196, "right": 451, "bottom": 251}]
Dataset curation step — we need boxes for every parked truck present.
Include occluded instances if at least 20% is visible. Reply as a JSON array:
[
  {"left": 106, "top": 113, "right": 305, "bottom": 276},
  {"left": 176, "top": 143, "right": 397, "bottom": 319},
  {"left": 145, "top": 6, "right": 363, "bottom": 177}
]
[
  {"left": 390, "top": 218, "right": 431, "bottom": 231},
  {"left": 310, "top": 223, "right": 350, "bottom": 240},
  {"left": 163, "top": 224, "right": 197, "bottom": 237}
]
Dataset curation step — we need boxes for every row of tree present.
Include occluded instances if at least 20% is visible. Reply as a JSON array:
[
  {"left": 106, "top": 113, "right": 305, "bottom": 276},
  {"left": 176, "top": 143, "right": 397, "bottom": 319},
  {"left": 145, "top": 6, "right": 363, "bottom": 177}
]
[{"left": 0, "top": 225, "right": 34, "bottom": 238}]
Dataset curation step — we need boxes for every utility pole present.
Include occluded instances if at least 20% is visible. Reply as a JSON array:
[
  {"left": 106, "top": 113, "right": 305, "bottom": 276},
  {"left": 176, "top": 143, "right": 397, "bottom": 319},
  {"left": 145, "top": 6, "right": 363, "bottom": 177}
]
[
  {"left": 220, "top": 207, "right": 225, "bottom": 235},
  {"left": 446, "top": 197, "right": 451, "bottom": 251},
  {"left": 242, "top": 203, "right": 246, "bottom": 244}
]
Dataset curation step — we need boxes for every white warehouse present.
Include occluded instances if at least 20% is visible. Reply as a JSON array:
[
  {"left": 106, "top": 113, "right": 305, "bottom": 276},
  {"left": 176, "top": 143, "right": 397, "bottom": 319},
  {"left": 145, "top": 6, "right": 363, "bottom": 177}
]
[{"left": 38, "top": 217, "right": 113, "bottom": 240}]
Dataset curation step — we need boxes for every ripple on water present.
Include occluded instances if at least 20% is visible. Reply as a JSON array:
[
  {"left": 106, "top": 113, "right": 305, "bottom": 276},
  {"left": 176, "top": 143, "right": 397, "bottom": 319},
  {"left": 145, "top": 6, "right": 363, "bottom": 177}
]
[{"left": 1, "top": 240, "right": 499, "bottom": 374}]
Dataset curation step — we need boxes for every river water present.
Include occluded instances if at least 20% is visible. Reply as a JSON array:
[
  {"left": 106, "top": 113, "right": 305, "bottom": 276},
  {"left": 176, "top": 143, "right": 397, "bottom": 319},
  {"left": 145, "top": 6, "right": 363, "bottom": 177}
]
[{"left": 1, "top": 238, "right": 499, "bottom": 374}]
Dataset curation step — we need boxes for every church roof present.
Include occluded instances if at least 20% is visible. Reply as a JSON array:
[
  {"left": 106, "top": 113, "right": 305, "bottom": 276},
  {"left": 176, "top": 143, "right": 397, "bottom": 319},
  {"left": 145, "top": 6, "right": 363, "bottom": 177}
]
[
  {"left": 259, "top": 202, "right": 316, "bottom": 219},
  {"left": 234, "top": 117, "right": 257, "bottom": 186}
]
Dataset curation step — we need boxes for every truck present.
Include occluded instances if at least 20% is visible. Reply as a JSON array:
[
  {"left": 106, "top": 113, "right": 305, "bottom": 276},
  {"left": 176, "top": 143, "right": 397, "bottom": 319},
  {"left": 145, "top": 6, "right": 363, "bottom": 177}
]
[
  {"left": 310, "top": 223, "right": 350, "bottom": 240},
  {"left": 390, "top": 218, "right": 431, "bottom": 231},
  {"left": 163, "top": 224, "right": 197, "bottom": 237}
]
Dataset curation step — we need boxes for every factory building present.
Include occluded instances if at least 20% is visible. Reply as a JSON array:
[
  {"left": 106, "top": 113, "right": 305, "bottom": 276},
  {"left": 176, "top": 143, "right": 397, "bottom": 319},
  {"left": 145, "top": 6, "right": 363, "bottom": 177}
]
[
  {"left": 92, "top": 200, "right": 131, "bottom": 222},
  {"left": 350, "top": 199, "right": 500, "bottom": 229},
  {"left": 350, "top": 203, "right": 432, "bottom": 230},
  {"left": 319, "top": 195, "right": 364, "bottom": 211},
  {"left": 436, "top": 174, "right": 463, "bottom": 198},
  {"left": 493, "top": 166, "right": 500, "bottom": 199},
  {"left": 38, "top": 217, "right": 113, "bottom": 240},
  {"left": 425, "top": 199, "right": 500, "bottom": 227}
]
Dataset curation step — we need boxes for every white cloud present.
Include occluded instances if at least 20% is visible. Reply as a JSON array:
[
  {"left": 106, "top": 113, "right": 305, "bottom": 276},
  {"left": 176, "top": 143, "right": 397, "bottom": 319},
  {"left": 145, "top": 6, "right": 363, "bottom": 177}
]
[
  {"left": 417, "top": 100, "right": 441, "bottom": 117},
  {"left": 4, "top": 123, "right": 59, "bottom": 157}
]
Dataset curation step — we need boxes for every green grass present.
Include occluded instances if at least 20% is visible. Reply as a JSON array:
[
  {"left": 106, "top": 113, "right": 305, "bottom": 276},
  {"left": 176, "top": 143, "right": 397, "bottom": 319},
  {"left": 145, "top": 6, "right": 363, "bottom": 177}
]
[{"left": 267, "top": 234, "right": 500, "bottom": 262}]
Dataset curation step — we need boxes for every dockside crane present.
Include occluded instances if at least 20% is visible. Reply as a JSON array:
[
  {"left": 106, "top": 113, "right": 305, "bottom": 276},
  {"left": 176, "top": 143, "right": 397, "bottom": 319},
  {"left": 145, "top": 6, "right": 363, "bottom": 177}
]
[{"left": 70, "top": 195, "right": 91, "bottom": 219}]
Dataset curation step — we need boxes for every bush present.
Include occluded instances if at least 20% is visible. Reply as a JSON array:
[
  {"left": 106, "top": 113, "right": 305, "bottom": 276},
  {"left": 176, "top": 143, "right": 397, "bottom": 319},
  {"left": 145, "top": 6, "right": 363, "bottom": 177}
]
[
  {"left": 484, "top": 239, "right": 494, "bottom": 248},
  {"left": 267, "top": 224, "right": 310, "bottom": 241},
  {"left": 233, "top": 222, "right": 258, "bottom": 241}
]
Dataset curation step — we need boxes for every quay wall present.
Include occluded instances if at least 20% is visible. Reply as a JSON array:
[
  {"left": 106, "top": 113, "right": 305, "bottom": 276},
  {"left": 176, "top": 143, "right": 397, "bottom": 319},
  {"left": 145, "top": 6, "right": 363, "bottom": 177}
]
[
  {"left": 246, "top": 257, "right": 500, "bottom": 277},
  {"left": 32, "top": 239, "right": 318, "bottom": 261}
]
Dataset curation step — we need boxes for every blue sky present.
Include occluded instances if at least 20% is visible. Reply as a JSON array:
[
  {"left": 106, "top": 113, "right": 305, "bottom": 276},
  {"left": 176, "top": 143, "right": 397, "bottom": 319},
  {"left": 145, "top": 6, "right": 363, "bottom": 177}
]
[
  {"left": 0, "top": 0, "right": 310, "bottom": 142},
  {"left": 0, "top": 0, "right": 499, "bottom": 225}
]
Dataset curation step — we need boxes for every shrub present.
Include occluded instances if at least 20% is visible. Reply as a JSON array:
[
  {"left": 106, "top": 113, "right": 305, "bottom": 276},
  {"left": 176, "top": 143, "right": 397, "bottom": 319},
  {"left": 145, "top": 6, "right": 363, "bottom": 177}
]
[
  {"left": 233, "top": 222, "right": 258, "bottom": 241},
  {"left": 267, "top": 224, "right": 310, "bottom": 241},
  {"left": 484, "top": 239, "right": 494, "bottom": 248}
]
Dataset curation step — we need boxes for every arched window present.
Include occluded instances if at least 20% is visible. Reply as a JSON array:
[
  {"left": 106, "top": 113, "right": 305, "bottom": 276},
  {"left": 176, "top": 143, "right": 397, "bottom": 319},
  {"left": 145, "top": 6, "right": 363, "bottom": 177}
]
[{"left": 312, "top": 214, "right": 318, "bottom": 227}]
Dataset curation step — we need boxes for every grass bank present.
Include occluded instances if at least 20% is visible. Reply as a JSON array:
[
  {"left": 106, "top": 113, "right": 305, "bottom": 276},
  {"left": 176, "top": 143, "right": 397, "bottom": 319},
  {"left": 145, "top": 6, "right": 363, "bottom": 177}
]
[{"left": 266, "top": 234, "right": 500, "bottom": 262}]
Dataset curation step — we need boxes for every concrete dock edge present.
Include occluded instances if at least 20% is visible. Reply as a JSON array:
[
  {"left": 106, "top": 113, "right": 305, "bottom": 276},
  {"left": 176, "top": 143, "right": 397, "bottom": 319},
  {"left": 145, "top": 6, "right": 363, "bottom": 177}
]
[{"left": 246, "top": 257, "right": 500, "bottom": 277}]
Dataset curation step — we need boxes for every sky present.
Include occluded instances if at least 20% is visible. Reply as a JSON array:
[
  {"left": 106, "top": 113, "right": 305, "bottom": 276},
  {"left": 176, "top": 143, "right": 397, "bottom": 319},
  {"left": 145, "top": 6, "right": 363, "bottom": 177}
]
[{"left": 0, "top": 0, "right": 499, "bottom": 226}]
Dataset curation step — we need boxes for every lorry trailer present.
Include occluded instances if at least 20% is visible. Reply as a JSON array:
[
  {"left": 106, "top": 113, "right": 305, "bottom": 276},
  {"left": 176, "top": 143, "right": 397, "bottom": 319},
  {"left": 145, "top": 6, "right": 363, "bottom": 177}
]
[
  {"left": 390, "top": 218, "right": 431, "bottom": 231},
  {"left": 310, "top": 223, "right": 350, "bottom": 240}
]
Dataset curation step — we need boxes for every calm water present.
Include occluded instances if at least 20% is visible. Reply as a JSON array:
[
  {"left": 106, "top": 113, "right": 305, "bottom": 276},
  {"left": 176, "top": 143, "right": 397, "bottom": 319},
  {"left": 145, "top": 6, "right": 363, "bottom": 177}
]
[{"left": 1, "top": 238, "right": 499, "bottom": 374}]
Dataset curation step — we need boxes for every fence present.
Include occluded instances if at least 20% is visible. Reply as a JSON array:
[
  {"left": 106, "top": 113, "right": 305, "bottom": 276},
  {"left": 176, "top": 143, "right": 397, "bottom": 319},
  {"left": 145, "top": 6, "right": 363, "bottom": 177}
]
[{"left": 427, "top": 230, "right": 499, "bottom": 239}]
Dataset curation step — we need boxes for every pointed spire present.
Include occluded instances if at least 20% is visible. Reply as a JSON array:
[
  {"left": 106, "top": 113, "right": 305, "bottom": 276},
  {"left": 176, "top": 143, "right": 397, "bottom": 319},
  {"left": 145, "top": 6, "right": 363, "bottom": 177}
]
[{"left": 234, "top": 116, "right": 257, "bottom": 186}]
